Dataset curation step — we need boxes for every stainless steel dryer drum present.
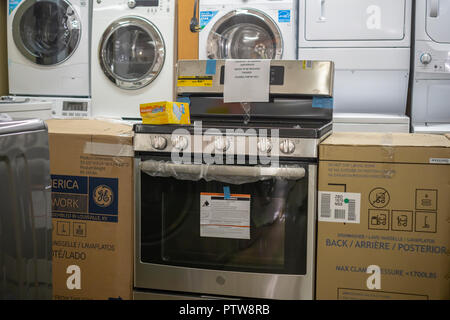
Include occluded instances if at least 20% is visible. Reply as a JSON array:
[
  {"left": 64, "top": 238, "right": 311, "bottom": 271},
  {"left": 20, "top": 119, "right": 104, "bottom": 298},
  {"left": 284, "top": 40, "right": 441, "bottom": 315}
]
[{"left": 176, "top": 60, "right": 335, "bottom": 97}]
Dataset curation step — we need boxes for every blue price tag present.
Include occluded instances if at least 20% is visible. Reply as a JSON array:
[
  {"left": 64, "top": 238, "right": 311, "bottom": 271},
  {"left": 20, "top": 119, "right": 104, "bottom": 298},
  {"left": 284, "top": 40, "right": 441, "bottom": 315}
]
[
  {"left": 206, "top": 60, "right": 217, "bottom": 75},
  {"left": 312, "top": 97, "right": 334, "bottom": 109}
]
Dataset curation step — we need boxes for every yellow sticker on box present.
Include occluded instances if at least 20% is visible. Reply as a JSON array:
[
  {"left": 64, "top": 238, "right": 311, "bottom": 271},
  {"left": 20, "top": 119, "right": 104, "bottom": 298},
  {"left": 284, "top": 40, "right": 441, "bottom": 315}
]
[
  {"left": 140, "top": 101, "right": 191, "bottom": 125},
  {"left": 177, "top": 76, "right": 213, "bottom": 87}
]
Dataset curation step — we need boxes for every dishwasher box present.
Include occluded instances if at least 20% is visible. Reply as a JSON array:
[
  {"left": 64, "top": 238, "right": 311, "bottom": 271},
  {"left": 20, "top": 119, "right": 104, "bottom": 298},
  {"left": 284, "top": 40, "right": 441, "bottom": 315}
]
[
  {"left": 46, "top": 119, "right": 134, "bottom": 300},
  {"left": 316, "top": 133, "right": 450, "bottom": 300}
]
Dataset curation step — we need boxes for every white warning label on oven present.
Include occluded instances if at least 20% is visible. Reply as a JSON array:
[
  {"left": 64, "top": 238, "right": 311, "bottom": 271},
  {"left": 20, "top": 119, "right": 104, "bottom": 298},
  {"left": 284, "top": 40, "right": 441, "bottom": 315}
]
[
  {"left": 200, "top": 193, "right": 251, "bottom": 240},
  {"left": 318, "top": 191, "right": 361, "bottom": 224}
]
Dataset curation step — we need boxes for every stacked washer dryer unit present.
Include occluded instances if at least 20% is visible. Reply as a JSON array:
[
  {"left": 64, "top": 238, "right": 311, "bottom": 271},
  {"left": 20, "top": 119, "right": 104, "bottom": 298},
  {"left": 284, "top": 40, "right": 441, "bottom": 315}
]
[
  {"left": 298, "top": 0, "right": 412, "bottom": 133},
  {"left": 411, "top": 0, "right": 450, "bottom": 134},
  {"left": 91, "top": 0, "right": 176, "bottom": 120},
  {"left": 199, "top": 0, "right": 298, "bottom": 60},
  {"left": 7, "top": 0, "right": 91, "bottom": 119}
]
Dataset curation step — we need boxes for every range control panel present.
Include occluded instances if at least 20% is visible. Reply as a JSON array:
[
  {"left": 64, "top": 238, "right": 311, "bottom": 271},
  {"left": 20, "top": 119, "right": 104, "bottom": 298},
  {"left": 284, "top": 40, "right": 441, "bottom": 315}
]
[{"left": 134, "top": 133, "right": 321, "bottom": 159}]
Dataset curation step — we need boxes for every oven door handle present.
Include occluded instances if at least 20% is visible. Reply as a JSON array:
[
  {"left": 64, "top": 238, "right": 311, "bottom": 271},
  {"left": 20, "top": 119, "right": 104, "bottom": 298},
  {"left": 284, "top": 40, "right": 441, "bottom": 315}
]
[{"left": 140, "top": 161, "right": 306, "bottom": 180}]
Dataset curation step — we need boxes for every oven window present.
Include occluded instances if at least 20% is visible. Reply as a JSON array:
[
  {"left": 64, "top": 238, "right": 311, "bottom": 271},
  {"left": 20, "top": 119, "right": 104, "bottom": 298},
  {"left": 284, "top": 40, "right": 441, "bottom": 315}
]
[{"left": 139, "top": 166, "right": 308, "bottom": 275}]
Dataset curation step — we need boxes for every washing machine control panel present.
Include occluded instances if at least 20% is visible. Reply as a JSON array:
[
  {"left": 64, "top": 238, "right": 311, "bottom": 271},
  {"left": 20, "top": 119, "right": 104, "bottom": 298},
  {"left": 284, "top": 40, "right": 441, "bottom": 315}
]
[
  {"left": 134, "top": 0, "right": 158, "bottom": 7},
  {"left": 415, "top": 42, "right": 450, "bottom": 75},
  {"left": 53, "top": 100, "right": 91, "bottom": 119},
  {"left": 125, "top": 0, "right": 171, "bottom": 13}
]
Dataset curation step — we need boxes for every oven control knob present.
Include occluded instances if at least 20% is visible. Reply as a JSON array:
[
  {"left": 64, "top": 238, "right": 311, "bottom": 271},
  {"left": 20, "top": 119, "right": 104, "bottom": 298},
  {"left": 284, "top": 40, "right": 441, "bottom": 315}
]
[
  {"left": 172, "top": 136, "right": 189, "bottom": 151},
  {"left": 127, "top": 0, "right": 137, "bottom": 9},
  {"left": 280, "top": 139, "right": 296, "bottom": 154},
  {"left": 257, "top": 138, "right": 272, "bottom": 153},
  {"left": 151, "top": 136, "right": 167, "bottom": 150},
  {"left": 420, "top": 53, "right": 432, "bottom": 65},
  {"left": 214, "top": 137, "right": 230, "bottom": 152}
]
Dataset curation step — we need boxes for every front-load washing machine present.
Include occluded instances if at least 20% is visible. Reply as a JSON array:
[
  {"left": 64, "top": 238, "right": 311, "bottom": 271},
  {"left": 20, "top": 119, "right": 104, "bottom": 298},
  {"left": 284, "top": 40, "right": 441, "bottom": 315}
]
[
  {"left": 7, "top": 0, "right": 91, "bottom": 98},
  {"left": 0, "top": 96, "right": 53, "bottom": 120},
  {"left": 199, "top": 0, "right": 298, "bottom": 60},
  {"left": 298, "top": 0, "right": 412, "bottom": 132},
  {"left": 91, "top": 0, "right": 176, "bottom": 119},
  {"left": 411, "top": 0, "right": 450, "bottom": 134}
]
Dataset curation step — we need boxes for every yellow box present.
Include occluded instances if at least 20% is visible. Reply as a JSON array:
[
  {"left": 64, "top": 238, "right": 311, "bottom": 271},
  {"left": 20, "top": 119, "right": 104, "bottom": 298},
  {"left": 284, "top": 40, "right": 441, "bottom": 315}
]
[{"left": 140, "top": 101, "right": 191, "bottom": 125}]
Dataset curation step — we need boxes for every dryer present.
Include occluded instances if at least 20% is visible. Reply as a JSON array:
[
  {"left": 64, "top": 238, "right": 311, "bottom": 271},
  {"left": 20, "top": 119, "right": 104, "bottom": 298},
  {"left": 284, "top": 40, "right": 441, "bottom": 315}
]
[
  {"left": 298, "top": 0, "right": 412, "bottom": 131},
  {"left": 411, "top": 0, "right": 450, "bottom": 134},
  {"left": 7, "top": 0, "right": 91, "bottom": 98},
  {"left": 199, "top": 0, "right": 298, "bottom": 60},
  {"left": 91, "top": 0, "right": 176, "bottom": 119}
]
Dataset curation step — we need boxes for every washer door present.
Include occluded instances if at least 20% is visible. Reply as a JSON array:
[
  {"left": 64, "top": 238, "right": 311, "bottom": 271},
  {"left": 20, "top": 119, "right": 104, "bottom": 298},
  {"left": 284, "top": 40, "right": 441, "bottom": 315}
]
[
  {"left": 99, "top": 16, "right": 165, "bottom": 90},
  {"left": 12, "top": 0, "right": 81, "bottom": 66},
  {"left": 206, "top": 9, "right": 283, "bottom": 60}
]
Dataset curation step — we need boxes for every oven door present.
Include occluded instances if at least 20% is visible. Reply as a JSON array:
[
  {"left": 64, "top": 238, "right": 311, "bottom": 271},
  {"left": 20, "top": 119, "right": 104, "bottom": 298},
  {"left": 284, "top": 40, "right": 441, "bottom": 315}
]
[{"left": 134, "top": 158, "right": 317, "bottom": 300}]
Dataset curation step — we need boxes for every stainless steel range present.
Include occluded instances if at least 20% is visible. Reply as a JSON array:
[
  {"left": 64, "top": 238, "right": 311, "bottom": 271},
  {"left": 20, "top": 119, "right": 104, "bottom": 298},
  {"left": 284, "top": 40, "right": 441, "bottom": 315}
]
[{"left": 133, "top": 59, "right": 334, "bottom": 300}]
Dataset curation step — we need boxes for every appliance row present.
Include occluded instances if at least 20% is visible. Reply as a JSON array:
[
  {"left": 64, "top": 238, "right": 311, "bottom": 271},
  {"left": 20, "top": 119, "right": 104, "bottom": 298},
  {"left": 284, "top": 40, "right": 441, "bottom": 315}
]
[{"left": 3, "top": 0, "right": 450, "bottom": 132}]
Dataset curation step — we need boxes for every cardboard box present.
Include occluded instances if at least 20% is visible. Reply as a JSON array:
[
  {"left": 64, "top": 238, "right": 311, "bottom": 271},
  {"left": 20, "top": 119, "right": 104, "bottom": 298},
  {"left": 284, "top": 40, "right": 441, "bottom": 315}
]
[
  {"left": 316, "top": 133, "right": 450, "bottom": 300},
  {"left": 47, "top": 119, "right": 134, "bottom": 300},
  {"left": 140, "top": 101, "right": 191, "bottom": 125}
]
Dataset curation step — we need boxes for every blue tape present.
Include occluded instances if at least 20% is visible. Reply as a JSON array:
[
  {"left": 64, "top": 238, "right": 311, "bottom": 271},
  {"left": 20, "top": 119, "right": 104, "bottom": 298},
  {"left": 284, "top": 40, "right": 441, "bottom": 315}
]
[
  {"left": 223, "top": 186, "right": 231, "bottom": 200},
  {"left": 177, "top": 97, "right": 190, "bottom": 104},
  {"left": 312, "top": 97, "right": 334, "bottom": 109},
  {"left": 206, "top": 60, "right": 217, "bottom": 75}
]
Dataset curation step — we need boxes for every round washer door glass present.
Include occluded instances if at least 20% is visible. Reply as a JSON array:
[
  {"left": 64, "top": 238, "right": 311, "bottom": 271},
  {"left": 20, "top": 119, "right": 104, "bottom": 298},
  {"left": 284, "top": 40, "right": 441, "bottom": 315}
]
[
  {"left": 99, "top": 16, "right": 165, "bottom": 90},
  {"left": 13, "top": 0, "right": 81, "bottom": 66},
  {"left": 207, "top": 9, "right": 283, "bottom": 60}
]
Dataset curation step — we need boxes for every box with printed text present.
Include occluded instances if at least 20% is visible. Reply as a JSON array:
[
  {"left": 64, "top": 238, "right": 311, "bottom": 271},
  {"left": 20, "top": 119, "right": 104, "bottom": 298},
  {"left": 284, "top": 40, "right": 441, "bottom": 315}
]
[
  {"left": 316, "top": 133, "right": 450, "bottom": 300},
  {"left": 46, "top": 119, "right": 134, "bottom": 300}
]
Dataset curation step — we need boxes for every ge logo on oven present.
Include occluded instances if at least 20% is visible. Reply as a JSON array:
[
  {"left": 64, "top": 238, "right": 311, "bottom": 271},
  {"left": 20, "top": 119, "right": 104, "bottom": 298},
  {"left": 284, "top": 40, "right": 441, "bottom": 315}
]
[{"left": 93, "top": 185, "right": 114, "bottom": 208}]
